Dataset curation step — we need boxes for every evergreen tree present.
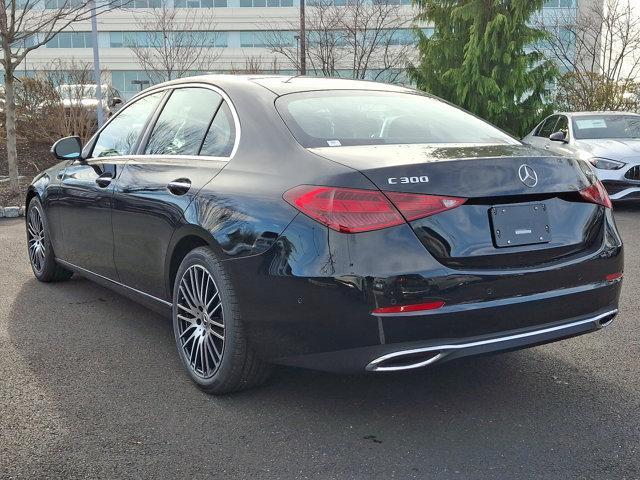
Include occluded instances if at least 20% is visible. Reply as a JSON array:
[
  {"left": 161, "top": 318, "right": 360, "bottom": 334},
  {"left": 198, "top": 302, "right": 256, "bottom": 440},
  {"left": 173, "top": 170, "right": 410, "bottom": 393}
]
[{"left": 409, "top": 0, "right": 558, "bottom": 137}]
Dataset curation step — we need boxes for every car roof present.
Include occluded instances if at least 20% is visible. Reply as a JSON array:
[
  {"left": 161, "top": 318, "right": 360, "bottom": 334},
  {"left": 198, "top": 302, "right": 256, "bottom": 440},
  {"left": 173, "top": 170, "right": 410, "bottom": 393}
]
[
  {"left": 144, "top": 74, "right": 415, "bottom": 96},
  {"left": 558, "top": 111, "right": 640, "bottom": 117}
]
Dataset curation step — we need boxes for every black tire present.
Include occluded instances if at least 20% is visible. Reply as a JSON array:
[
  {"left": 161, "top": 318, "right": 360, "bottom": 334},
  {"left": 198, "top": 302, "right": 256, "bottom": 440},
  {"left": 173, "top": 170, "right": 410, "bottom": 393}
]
[
  {"left": 26, "top": 197, "right": 73, "bottom": 283},
  {"left": 172, "top": 246, "right": 272, "bottom": 394}
]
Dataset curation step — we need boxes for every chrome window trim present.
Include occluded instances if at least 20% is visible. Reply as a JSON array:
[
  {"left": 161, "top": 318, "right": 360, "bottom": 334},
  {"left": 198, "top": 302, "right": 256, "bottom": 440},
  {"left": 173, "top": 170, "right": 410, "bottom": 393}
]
[
  {"left": 124, "top": 154, "right": 232, "bottom": 163},
  {"left": 85, "top": 81, "right": 241, "bottom": 161},
  {"left": 56, "top": 259, "right": 172, "bottom": 308}
]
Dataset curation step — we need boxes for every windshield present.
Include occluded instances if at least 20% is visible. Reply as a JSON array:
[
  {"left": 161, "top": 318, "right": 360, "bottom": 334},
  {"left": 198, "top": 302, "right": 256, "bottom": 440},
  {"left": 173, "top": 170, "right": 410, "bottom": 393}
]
[
  {"left": 572, "top": 114, "right": 640, "bottom": 140},
  {"left": 57, "top": 85, "right": 97, "bottom": 100},
  {"left": 275, "top": 90, "right": 519, "bottom": 148}
]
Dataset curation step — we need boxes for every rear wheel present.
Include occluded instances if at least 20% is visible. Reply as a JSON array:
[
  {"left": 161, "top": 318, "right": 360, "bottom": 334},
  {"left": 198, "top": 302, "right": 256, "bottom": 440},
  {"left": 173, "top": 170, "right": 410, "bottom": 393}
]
[
  {"left": 172, "top": 247, "right": 272, "bottom": 394},
  {"left": 26, "top": 197, "right": 73, "bottom": 282}
]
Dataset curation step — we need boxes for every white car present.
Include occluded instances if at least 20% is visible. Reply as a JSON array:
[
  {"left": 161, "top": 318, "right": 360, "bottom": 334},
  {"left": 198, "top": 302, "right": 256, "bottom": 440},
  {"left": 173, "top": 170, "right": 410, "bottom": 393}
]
[
  {"left": 55, "top": 84, "right": 124, "bottom": 118},
  {"left": 523, "top": 111, "right": 640, "bottom": 201}
]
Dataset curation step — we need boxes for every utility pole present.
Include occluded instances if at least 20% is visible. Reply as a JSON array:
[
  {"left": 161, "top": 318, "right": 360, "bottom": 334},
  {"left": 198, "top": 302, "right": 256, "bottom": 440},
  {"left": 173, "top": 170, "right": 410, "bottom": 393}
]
[
  {"left": 90, "top": 0, "right": 104, "bottom": 128},
  {"left": 299, "top": 0, "right": 306, "bottom": 75}
]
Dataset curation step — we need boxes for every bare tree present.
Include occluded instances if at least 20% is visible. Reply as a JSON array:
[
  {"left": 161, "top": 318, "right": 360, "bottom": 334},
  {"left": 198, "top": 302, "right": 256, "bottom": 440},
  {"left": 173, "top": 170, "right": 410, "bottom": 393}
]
[
  {"left": 264, "top": 0, "right": 412, "bottom": 82},
  {"left": 128, "top": 2, "right": 222, "bottom": 84},
  {"left": 536, "top": 0, "right": 640, "bottom": 111},
  {"left": 229, "top": 55, "right": 280, "bottom": 74},
  {"left": 0, "top": 0, "right": 125, "bottom": 194},
  {"left": 44, "top": 59, "right": 108, "bottom": 142}
]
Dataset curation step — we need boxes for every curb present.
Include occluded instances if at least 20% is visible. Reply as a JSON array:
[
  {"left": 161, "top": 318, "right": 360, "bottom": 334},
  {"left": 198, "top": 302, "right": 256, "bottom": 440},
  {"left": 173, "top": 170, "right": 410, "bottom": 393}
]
[{"left": 0, "top": 206, "right": 25, "bottom": 218}]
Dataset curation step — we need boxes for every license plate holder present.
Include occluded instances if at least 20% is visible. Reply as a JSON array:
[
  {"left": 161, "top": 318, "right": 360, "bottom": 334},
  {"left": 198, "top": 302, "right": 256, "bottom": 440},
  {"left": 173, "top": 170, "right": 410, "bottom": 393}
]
[{"left": 489, "top": 203, "right": 551, "bottom": 248}]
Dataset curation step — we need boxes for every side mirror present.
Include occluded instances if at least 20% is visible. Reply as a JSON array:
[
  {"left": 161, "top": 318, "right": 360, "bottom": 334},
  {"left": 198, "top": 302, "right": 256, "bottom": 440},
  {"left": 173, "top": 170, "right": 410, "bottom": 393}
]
[
  {"left": 110, "top": 97, "right": 123, "bottom": 107},
  {"left": 549, "top": 131, "right": 567, "bottom": 143},
  {"left": 51, "top": 136, "right": 83, "bottom": 160}
]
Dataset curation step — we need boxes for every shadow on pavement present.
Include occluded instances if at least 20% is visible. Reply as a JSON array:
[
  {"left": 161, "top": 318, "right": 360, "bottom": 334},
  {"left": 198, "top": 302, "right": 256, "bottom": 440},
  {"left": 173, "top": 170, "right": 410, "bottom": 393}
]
[{"left": 5, "top": 274, "right": 639, "bottom": 479}]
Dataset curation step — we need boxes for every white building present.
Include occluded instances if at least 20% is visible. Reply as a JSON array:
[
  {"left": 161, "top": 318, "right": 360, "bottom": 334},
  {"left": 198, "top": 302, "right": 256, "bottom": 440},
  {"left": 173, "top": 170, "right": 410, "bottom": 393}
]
[{"left": 7, "top": 0, "right": 585, "bottom": 99}]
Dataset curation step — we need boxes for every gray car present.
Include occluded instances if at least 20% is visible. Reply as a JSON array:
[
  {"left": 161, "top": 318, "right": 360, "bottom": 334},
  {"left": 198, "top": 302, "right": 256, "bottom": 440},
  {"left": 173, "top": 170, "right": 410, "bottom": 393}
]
[{"left": 523, "top": 111, "right": 640, "bottom": 201}]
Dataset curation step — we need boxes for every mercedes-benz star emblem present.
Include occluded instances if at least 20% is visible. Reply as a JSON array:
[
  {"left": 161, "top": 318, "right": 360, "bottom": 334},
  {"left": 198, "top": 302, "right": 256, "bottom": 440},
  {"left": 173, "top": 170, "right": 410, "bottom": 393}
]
[{"left": 518, "top": 164, "right": 538, "bottom": 188}]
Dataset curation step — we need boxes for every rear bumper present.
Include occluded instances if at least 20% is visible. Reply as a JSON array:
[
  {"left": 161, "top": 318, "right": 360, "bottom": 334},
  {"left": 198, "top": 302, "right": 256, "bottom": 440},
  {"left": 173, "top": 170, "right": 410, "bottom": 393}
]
[
  {"left": 602, "top": 180, "right": 640, "bottom": 200},
  {"left": 366, "top": 309, "right": 616, "bottom": 372},
  {"left": 275, "top": 308, "right": 618, "bottom": 373},
  {"left": 225, "top": 211, "right": 622, "bottom": 370}
]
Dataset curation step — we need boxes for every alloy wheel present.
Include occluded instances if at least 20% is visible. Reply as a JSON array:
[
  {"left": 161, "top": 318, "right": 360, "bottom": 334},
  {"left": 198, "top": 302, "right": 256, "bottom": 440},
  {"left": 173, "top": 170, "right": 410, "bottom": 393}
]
[
  {"left": 27, "top": 207, "right": 46, "bottom": 274},
  {"left": 176, "top": 265, "right": 225, "bottom": 379}
]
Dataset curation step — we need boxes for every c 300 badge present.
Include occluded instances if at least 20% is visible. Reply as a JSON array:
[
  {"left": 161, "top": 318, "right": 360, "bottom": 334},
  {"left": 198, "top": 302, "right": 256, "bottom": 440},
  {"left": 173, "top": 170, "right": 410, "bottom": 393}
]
[{"left": 387, "top": 175, "right": 429, "bottom": 185}]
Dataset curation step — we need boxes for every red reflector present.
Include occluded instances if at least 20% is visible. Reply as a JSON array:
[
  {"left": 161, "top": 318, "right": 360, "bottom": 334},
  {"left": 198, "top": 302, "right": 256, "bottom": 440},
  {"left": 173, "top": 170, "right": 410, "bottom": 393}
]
[
  {"left": 385, "top": 192, "right": 467, "bottom": 221},
  {"left": 372, "top": 301, "right": 445, "bottom": 315},
  {"left": 605, "top": 272, "right": 623, "bottom": 282},
  {"left": 283, "top": 185, "right": 404, "bottom": 233},
  {"left": 579, "top": 181, "right": 612, "bottom": 209}
]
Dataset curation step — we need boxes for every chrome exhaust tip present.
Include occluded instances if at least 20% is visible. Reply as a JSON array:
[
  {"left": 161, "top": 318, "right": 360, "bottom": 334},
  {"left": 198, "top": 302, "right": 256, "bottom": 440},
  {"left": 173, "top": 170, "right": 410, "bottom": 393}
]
[
  {"left": 596, "top": 311, "right": 617, "bottom": 329},
  {"left": 366, "top": 350, "right": 447, "bottom": 372}
]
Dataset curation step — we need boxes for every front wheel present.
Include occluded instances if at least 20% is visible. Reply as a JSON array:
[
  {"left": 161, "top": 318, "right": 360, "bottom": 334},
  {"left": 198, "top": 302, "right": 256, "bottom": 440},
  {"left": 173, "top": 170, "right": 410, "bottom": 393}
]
[
  {"left": 172, "top": 247, "right": 272, "bottom": 394},
  {"left": 26, "top": 197, "right": 73, "bottom": 282}
]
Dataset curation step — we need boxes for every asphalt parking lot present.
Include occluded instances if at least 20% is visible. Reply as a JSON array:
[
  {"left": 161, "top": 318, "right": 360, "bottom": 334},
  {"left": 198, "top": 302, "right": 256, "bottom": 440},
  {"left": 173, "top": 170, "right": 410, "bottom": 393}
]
[{"left": 1, "top": 210, "right": 639, "bottom": 480}]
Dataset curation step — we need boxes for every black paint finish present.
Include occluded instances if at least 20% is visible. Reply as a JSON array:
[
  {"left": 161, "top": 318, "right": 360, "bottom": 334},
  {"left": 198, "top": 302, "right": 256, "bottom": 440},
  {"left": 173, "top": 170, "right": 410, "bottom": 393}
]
[{"left": 27, "top": 75, "right": 624, "bottom": 373}]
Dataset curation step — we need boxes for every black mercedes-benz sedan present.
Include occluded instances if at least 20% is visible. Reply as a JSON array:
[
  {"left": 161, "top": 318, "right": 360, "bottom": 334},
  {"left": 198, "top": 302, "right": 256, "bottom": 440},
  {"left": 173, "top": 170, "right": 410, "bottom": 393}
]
[{"left": 26, "top": 75, "right": 623, "bottom": 393}]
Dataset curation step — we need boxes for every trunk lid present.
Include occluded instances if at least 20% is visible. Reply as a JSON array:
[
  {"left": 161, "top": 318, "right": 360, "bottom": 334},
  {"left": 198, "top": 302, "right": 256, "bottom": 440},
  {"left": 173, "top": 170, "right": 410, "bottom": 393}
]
[
  {"left": 310, "top": 143, "right": 603, "bottom": 269},
  {"left": 309, "top": 143, "right": 591, "bottom": 197}
]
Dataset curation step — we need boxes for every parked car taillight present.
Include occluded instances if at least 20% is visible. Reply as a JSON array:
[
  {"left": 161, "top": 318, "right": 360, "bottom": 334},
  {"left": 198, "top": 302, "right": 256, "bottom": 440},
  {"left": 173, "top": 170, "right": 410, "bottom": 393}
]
[
  {"left": 384, "top": 191, "right": 466, "bottom": 221},
  {"left": 283, "top": 185, "right": 466, "bottom": 233},
  {"left": 579, "top": 180, "right": 612, "bottom": 209}
]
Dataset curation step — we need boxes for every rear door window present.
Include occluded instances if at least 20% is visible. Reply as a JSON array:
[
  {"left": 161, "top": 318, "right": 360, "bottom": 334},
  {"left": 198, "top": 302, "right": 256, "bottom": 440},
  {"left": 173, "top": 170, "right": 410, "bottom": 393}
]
[
  {"left": 145, "top": 87, "right": 223, "bottom": 156},
  {"left": 200, "top": 101, "right": 236, "bottom": 157}
]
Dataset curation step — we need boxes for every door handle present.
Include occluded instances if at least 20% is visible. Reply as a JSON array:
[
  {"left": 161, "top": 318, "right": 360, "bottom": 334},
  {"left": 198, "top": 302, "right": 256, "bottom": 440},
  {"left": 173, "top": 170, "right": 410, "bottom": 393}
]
[
  {"left": 167, "top": 178, "right": 191, "bottom": 196},
  {"left": 544, "top": 144, "right": 550, "bottom": 150},
  {"left": 95, "top": 172, "right": 113, "bottom": 188}
]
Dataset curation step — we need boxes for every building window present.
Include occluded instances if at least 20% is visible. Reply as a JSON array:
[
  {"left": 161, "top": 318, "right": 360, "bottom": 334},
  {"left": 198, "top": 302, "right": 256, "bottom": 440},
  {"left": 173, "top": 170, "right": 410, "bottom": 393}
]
[
  {"left": 308, "top": 0, "right": 411, "bottom": 4},
  {"left": 112, "top": 0, "right": 161, "bottom": 7},
  {"left": 240, "top": 0, "right": 293, "bottom": 6},
  {"left": 109, "top": 31, "right": 227, "bottom": 48},
  {"left": 44, "top": 0, "right": 84, "bottom": 8},
  {"left": 111, "top": 71, "right": 154, "bottom": 99},
  {"left": 240, "top": 31, "right": 267, "bottom": 47},
  {"left": 11, "top": 33, "right": 37, "bottom": 49},
  {"left": 372, "top": 0, "right": 412, "bottom": 5},
  {"left": 543, "top": 0, "right": 576, "bottom": 7},
  {"left": 0, "top": 70, "right": 38, "bottom": 84},
  {"left": 175, "top": 0, "right": 228, "bottom": 6},
  {"left": 45, "top": 31, "right": 93, "bottom": 48},
  {"left": 241, "top": 30, "right": 295, "bottom": 47}
]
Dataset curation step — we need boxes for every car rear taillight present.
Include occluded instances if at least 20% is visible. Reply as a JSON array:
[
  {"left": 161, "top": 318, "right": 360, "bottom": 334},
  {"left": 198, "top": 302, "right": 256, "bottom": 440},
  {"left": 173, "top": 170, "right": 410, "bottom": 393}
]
[
  {"left": 283, "top": 185, "right": 405, "bottom": 233},
  {"left": 283, "top": 185, "right": 467, "bottom": 233},
  {"left": 579, "top": 181, "right": 612, "bottom": 209},
  {"left": 384, "top": 192, "right": 466, "bottom": 221}
]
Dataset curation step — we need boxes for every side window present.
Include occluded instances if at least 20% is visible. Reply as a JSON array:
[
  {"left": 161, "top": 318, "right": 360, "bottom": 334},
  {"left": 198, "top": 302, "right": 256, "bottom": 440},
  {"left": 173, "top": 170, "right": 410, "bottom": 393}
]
[
  {"left": 537, "top": 116, "right": 559, "bottom": 138},
  {"left": 92, "top": 92, "right": 163, "bottom": 158},
  {"left": 200, "top": 101, "right": 236, "bottom": 157},
  {"left": 145, "top": 88, "right": 223, "bottom": 156},
  {"left": 555, "top": 115, "right": 569, "bottom": 137}
]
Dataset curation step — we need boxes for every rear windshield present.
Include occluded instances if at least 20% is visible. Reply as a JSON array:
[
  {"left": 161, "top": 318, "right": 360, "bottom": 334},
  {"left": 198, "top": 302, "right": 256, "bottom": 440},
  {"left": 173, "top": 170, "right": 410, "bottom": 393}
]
[
  {"left": 275, "top": 90, "right": 518, "bottom": 148},
  {"left": 572, "top": 114, "right": 640, "bottom": 140}
]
